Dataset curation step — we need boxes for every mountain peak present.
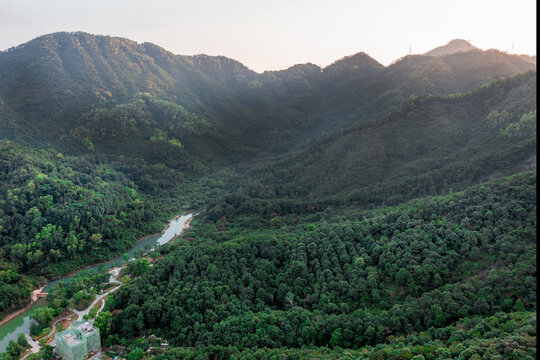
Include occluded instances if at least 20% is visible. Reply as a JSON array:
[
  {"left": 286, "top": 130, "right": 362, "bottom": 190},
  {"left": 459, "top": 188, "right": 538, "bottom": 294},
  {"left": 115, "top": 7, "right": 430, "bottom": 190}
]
[
  {"left": 322, "top": 52, "right": 384, "bottom": 81},
  {"left": 324, "top": 52, "right": 383, "bottom": 70},
  {"left": 425, "top": 39, "right": 479, "bottom": 57}
]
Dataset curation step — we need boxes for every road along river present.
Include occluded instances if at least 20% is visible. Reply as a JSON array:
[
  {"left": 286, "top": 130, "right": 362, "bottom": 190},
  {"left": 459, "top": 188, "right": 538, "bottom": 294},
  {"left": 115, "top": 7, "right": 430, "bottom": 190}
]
[{"left": 0, "top": 211, "right": 195, "bottom": 353}]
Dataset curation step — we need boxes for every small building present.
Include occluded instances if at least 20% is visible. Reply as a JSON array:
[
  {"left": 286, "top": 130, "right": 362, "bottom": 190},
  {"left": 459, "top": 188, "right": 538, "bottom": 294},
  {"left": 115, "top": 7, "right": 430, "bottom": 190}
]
[
  {"left": 55, "top": 329, "right": 87, "bottom": 360},
  {"left": 71, "top": 321, "right": 101, "bottom": 353},
  {"left": 55, "top": 321, "right": 101, "bottom": 360}
]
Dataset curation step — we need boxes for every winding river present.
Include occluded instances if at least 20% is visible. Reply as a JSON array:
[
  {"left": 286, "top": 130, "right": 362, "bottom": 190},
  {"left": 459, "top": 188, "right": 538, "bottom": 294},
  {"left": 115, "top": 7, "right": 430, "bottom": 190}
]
[{"left": 0, "top": 211, "right": 195, "bottom": 352}]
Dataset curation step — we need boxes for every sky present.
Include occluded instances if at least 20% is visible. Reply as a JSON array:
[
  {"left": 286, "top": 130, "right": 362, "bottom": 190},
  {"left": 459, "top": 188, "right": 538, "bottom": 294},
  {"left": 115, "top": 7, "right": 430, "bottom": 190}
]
[{"left": 0, "top": 0, "right": 536, "bottom": 72}]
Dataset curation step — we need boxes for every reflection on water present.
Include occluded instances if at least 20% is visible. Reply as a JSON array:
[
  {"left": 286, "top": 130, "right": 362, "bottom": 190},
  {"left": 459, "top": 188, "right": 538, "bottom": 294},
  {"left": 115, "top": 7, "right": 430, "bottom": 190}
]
[
  {"left": 44, "top": 212, "right": 194, "bottom": 292},
  {"left": 0, "top": 211, "right": 194, "bottom": 352},
  {"left": 0, "top": 298, "right": 45, "bottom": 352}
]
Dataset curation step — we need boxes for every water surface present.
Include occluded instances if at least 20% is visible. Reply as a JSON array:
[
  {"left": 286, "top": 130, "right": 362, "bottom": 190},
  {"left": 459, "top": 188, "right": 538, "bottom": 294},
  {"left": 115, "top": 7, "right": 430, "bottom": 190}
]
[{"left": 0, "top": 211, "right": 194, "bottom": 352}]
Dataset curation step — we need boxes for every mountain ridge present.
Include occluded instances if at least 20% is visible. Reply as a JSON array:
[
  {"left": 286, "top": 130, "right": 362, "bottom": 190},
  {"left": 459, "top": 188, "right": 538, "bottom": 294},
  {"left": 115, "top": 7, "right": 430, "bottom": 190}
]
[
  {"left": 1, "top": 32, "right": 534, "bottom": 157},
  {"left": 3, "top": 32, "right": 535, "bottom": 73},
  {"left": 0, "top": 31, "right": 536, "bottom": 359}
]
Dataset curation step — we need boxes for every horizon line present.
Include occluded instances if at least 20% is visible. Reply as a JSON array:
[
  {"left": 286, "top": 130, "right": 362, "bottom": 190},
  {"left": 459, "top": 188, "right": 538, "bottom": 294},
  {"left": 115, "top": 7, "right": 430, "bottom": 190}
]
[{"left": 0, "top": 30, "right": 536, "bottom": 74}]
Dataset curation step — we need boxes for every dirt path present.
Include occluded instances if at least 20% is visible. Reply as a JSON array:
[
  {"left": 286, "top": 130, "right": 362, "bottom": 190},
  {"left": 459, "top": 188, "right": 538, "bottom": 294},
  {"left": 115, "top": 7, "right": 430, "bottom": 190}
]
[
  {"left": 22, "top": 267, "right": 124, "bottom": 358},
  {"left": 71, "top": 285, "right": 121, "bottom": 321},
  {"left": 20, "top": 334, "right": 39, "bottom": 360},
  {"left": 183, "top": 215, "right": 194, "bottom": 230}
]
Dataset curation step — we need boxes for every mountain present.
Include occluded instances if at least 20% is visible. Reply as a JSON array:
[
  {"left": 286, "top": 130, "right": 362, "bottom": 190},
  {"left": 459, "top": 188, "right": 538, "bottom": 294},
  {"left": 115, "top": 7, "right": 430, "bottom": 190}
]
[
  {"left": 425, "top": 38, "right": 478, "bottom": 56},
  {"left": 0, "top": 32, "right": 536, "bottom": 359},
  {"left": 320, "top": 48, "right": 535, "bottom": 132},
  {"left": 0, "top": 32, "right": 256, "bottom": 144},
  {"left": 0, "top": 32, "right": 535, "bottom": 160},
  {"left": 205, "top": 71, "right": 537, "bottom": 219},
  {"left": 322, "top": 52, "right": 385, "bottom": 83},
  {"left": 517, "top": 54, "right": 536, "bottom": 65}
]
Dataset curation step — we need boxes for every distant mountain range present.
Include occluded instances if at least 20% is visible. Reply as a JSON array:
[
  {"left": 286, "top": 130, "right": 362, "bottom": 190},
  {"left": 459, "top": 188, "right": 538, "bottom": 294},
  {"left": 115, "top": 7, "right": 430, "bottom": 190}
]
[
  {"left": 425, "top": 38, "right": 536, "bottom": 63},
  {"left": 0, "top": 32, "right": 535, "bottom": 161}
]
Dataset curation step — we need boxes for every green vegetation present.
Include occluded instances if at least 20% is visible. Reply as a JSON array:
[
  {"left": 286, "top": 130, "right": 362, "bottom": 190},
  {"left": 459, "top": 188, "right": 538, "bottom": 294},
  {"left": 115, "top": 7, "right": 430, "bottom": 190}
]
[
  {"left": 67, "top": 94, "right": 213, "bottom": 168},
  {"left": 0, "top": 270, "right": 32, "bottom": 319},
  {"left": 29, "top": 307, "right": 54, "bottom": 337},
  {"left": 0, "top": 141, "right": 168, "bottom": 278},
  {"left": 0, "top": 139, "right": 193, "bottom": 322},
  {"left": 107, "top": 172, "right": 536, "bottom": 356},
  {"left": 94, "top": 311, "right": 112, "bottom": 343},
  {"left": 205, "top": 71, "right": 536, "bottom": 220},
  {"left": 0, "top": 33, "right": 536, "bottom": 358},
  {"left": 150, "top": 312, "right": 536, "bottom": 359},
  {"left": 0, "top": 138, "right": 215, "bottom": 317},
  {"left": 124, "top": 258, "right": 150, "bottom": 278}
]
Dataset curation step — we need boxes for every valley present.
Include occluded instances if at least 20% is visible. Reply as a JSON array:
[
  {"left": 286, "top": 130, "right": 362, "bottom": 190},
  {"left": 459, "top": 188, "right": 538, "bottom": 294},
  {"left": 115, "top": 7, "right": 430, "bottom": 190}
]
[
  {"left": 0, "top": 33, "right": 536, "bottom": 360},
  {"left": 0, "top": 213, "right": 195, "bottom": 354}
]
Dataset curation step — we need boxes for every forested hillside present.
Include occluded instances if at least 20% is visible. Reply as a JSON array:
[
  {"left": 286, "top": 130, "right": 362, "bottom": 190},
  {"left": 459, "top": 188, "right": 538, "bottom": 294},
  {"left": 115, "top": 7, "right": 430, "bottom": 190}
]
[
  {"left": 0, "top": 141, "right": 170, "bottom": 277},
  {"left": 109, "top": 172, "right": 536, "bottom": 359},
  {"left": 205, "top": 71, "right": 536, "bottom": 221},
  {"left": 0, "top": 139, "right": 220, "bottom": 318},
  {"left": 0, "top": 32, "right": 534, "bottom": 158},
  {"left": 0, "top": 32, "right": 536, "bottom": 359}
]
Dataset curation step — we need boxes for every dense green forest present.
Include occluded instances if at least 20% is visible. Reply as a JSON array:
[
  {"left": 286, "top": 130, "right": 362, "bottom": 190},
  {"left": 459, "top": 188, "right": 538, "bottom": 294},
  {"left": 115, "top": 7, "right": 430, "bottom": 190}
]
[
  {"left": 0, "top": 141, "right": 172, "bottom": 274},
  {"left": 0, "top": 33, "right": 536, "bottom": 359},
  {"left": 0, "top": 139, "right": 217, "bottom": 317},
  {"left": 107, "top": 172, "right": 536, "bottom": 358},
  {"left": 204, "top": 71, "right": 536, "bottom": 220}
]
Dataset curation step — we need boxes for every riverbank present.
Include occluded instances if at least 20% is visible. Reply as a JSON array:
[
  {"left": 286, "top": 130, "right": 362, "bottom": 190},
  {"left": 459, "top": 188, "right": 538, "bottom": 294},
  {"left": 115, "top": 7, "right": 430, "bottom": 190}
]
[
  {"left": 0, "top": 211, "right": 196, "bottom": 353},
  {"left": 0, "top": 211, "right": 181, "bottom": 327},
  {"left": 183, "top": 213, "right": 195, "bottom": 230},
  {"left": 0, "top": 286, "right": 46, "bottom": 327},
  {"left": 43, "top": 211, "right": 193, "bottom": 283},
  {"left": 166, "top": 210, "right": 196, "bottom": 244},
  {"left": 163, "top": 210, "right": 193, "bottom": 231}
]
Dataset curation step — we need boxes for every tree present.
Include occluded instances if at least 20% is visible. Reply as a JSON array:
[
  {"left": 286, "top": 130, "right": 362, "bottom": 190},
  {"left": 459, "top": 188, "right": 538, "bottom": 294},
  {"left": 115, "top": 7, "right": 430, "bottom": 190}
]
[
  {"left": 330, "top": 328, "right": 343, "bottom": 348},
  {"left": 6, "top": 341, "right": 24, "bottom": 357},
  {"left": 17, "top": 333, "right": 29, "bottom": 348},
  {"left": 127, "top": 258, "right": 150, "bottom": 277},
  {"left": 31, "top": 306, "right": 55, "bottom": 328},
  {"left": 38, "top": 339, "right": 54, "bottom": 359},
  {"left": 513, "top": 299, "right": 525, "bottom": 312},
  {"left": 127, "top": 347, "right": 144, "bottom": 360},
  {"left": 94, "top": 311, "right": 112, "bottom": 341},
  {"left": 396, "top": 268, "right": 409, "bottom": 286}
]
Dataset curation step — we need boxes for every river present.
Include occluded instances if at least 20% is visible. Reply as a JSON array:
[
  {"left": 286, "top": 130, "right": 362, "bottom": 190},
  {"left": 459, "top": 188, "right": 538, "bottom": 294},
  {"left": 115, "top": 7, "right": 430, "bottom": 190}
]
[{"left": 0, "top": 211, "right": 195, "bottom": 353}]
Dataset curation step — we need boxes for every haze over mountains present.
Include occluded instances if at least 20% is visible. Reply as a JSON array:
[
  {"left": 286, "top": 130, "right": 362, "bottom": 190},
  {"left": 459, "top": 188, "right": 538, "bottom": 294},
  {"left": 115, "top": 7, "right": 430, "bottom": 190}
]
[
  {"left": 0, "top": 33, "right": 535, "bottom": 156},
  {"left": 0, "top": 32, "right": 536, "bottom": 359},
  {"left": 425, "top": 39, "right": 479, "bottom": 56}
]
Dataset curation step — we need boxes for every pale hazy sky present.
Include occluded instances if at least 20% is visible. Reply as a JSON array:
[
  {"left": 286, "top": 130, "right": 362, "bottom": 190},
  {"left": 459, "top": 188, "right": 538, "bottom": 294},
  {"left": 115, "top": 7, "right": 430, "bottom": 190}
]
[{"left": 0, "top": 0, "right": 536, "bottom": 72}]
